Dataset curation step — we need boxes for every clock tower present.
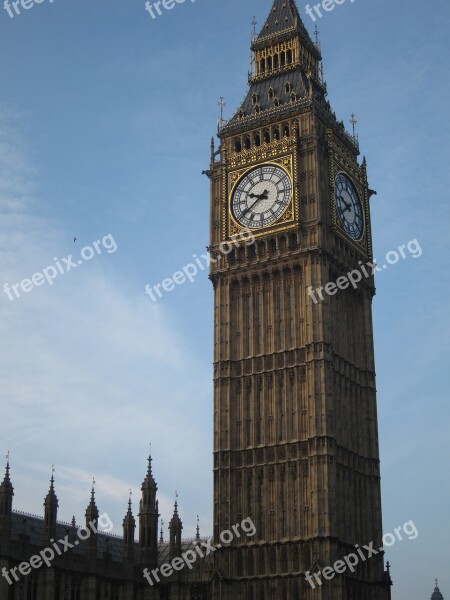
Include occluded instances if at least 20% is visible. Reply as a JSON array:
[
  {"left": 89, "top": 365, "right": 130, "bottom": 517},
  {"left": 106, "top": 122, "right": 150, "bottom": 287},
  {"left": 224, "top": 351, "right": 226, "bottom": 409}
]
[{"left": 208, "top": 1, "right": 392, "bottom": 599}]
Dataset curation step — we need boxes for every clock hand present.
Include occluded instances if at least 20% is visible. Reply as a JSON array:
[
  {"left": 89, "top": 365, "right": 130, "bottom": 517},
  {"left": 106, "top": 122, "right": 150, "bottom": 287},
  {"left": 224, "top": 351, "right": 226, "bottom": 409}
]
[
  {"left": 243, "top": 192, "right": 269, "bottom": 216},
  {"left": 247, "top": 189, "right": 269, "bottom": 200},
  {"left": 339, "top": 195, "right": 352, "bottom": 212}
]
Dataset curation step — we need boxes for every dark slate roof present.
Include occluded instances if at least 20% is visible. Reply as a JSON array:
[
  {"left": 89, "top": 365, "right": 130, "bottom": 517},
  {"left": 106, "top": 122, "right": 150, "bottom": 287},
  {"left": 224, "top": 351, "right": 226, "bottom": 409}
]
[
  {"left": 229, "top": 69, "right": 308, "bottom": 125},
  {"left": 258, "top": 0, "right": 302, "bottom": 39},
  {"left": 11, "top": 512, "right": 124, "bottom": 562},
  {"left": 11, "top": 512, "right": 211, "bottom": 567}
]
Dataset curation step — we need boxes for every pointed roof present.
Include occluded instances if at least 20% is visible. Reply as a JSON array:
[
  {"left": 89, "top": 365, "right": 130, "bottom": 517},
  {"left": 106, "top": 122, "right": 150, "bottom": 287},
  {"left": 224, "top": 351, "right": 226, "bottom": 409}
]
[
  {"left": 0, "top": 458, "right": 13, "bottom": 494},
  {"left": 123, "top": 494, "right": 135, "bottom": 527},
  {"left": 257, "top": 0, "right": 302, "bottom": 39},
  {"left": 142, "top": 454, "right": 157, "bottom": 490},
  {"left": 431, "top": 580, "right": 444, "bottom": 600},
  {"left": 85, "top": 482, "right": 99, "bottom": 520},
  {"left": 169, "top": 495, "right": 182, "bottom": 528},
  {"left": 196, "top": 515, "right": 200, "bottom": 541},
  {"left": 44, "top": 474, "right": 59, "bottom": 508}
]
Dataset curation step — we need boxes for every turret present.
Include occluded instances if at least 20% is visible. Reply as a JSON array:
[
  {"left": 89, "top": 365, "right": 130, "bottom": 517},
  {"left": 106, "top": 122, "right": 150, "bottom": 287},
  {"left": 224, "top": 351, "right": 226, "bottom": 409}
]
[
  {"left": 43, "top": 470, "right": 58, "bottom": 543},
  {"left": 0, "top": 457, "right": 13, "bottom": 552},
  {"left": 138, "top": 454, "right": 159, "bottom": 568},
  {"left": 169, "top": 495, "right": 182, "bottom": 559},
  {"left": 122, "top": 492, "right": 136, "bottom": 565},
  {"left": 85, "top": 481, "right": 99, "bottom": 561}
]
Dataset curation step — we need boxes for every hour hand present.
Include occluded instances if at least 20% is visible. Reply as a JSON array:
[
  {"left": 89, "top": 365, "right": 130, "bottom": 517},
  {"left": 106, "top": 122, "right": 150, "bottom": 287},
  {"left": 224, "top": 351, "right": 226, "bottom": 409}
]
[
  {"left": 247, "top": 189, "right": 269, "bottom": 200},
  {"left": 339, "top": 195, "right": 352, "bottom": 212}
]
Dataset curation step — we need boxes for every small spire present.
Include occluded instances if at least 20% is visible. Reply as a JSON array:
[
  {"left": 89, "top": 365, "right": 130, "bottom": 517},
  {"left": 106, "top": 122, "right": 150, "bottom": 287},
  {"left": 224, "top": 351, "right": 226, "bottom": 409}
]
[
  {"left": 160, "top": 519, "right": 164, "bottom": 543},
  {"left": 196, "top": 515, "right": 200, "bottom": 541},
  {"left": 4, "top": 451, "right": 11, "bottom": 482},
  {"left": 314, "top": 25, "right": 320, "bottom": 47},
  {"left": 71, "top": 516, "right": 76, "bottom": 529},
  {"left": 431, "top": 579, "right": 444, "bottom": 600},
  {"left": 45, "top": 466, "right": 58, "bottom": 506},
  {"left": 1, "top": 451, "right": 13, "bottom": 492},
  {"left": 86, "top": 477, "right": 99, "bottom": 518},
  {"left": 147, "top": 451, "right": 153, "bottom": 477},
  {"left": 350, "top": 113, "right": 358, "bottom": 139},
  {"left": 217, "top": 97, "right": 226, "bottom": 130}
]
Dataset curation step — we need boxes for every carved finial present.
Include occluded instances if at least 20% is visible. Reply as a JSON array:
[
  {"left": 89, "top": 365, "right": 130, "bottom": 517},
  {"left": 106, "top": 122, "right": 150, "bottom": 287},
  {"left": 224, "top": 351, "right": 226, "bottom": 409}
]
[
  {"left": 196, "top": 515, "right": 200, "bottom": 541},
  {"left": 350, "top": 113, "right": 358, "bottom": 138},
  {"left": 218, "top": 97, "right": 226, "bottom": 129},
  {"left": 160, "top": 519, "right": 164, "bottom": 543},
  {"left": 252, "top": 16, "right": 257, "bottom": 40},
  {"left": 314, "top": 25, "right": 320, "bottom": 47}
]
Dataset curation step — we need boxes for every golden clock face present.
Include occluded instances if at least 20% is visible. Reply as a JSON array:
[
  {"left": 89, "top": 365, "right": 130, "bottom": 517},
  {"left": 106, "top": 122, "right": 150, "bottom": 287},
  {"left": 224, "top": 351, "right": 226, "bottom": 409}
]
[{"left": 231, "top": 164, "right": 292, "bottom": 229}]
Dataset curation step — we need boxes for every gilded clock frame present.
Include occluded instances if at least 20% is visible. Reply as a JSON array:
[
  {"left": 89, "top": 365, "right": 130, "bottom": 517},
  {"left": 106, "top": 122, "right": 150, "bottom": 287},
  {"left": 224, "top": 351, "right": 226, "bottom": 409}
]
[
  {"left": 222, "top": 136, "right": 299, "bottom": 240},
  {"left": 329, "top": 141, "right": 370, "bottom": 256}
]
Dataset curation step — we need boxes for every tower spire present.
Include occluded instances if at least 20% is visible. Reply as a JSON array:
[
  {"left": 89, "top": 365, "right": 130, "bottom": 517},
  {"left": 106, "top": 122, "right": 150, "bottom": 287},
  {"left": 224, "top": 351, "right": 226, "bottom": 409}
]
[
  {"left": 123, "top": 489, "right": 136, "bottom": 565},
  {"left": 431, "top": 580, "right": 444, "bottom": 600},
  {"left": 44, "top": 465, "right": 58, "bottom": 543},
  {"left": 139, "top": 453, "right": 159, "bottom": 568},
  {"left": 0, "top": 451, "right": 14, "bottom": 529},
  {"left": 169, "top": 491, "right": 182, "bottom": 558},
  {"left": 196, "top": 514, "right": 200, "bottom": 541}
]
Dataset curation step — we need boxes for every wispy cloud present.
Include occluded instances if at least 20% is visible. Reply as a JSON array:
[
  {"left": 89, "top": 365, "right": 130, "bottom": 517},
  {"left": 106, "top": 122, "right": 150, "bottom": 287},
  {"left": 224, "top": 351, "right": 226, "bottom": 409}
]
[{"left": 0, "top": 107, "right": 212, "bottom": 535}]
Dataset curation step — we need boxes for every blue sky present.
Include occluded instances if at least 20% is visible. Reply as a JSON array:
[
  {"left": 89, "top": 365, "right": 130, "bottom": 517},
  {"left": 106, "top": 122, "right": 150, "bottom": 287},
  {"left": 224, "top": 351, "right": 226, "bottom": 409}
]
[{"left": 0, "top": 0, "right": 449, "bottom": 598}]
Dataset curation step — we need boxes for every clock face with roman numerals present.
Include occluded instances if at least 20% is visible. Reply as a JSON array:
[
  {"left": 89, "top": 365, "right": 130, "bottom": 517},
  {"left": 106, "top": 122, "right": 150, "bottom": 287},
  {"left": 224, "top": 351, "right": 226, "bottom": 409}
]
[
  {"left": 232, "top": 165, "right": 292, "bottom": 229},
  {"left": 335, "top": 173, "right": 364, "bottom": 240}
]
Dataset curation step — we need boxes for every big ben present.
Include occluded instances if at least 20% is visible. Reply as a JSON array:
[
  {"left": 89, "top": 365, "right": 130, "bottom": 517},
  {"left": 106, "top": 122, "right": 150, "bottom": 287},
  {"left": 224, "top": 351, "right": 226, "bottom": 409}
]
[{"left": 208, "top": 1, "right": 392, "bottom": 599}]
